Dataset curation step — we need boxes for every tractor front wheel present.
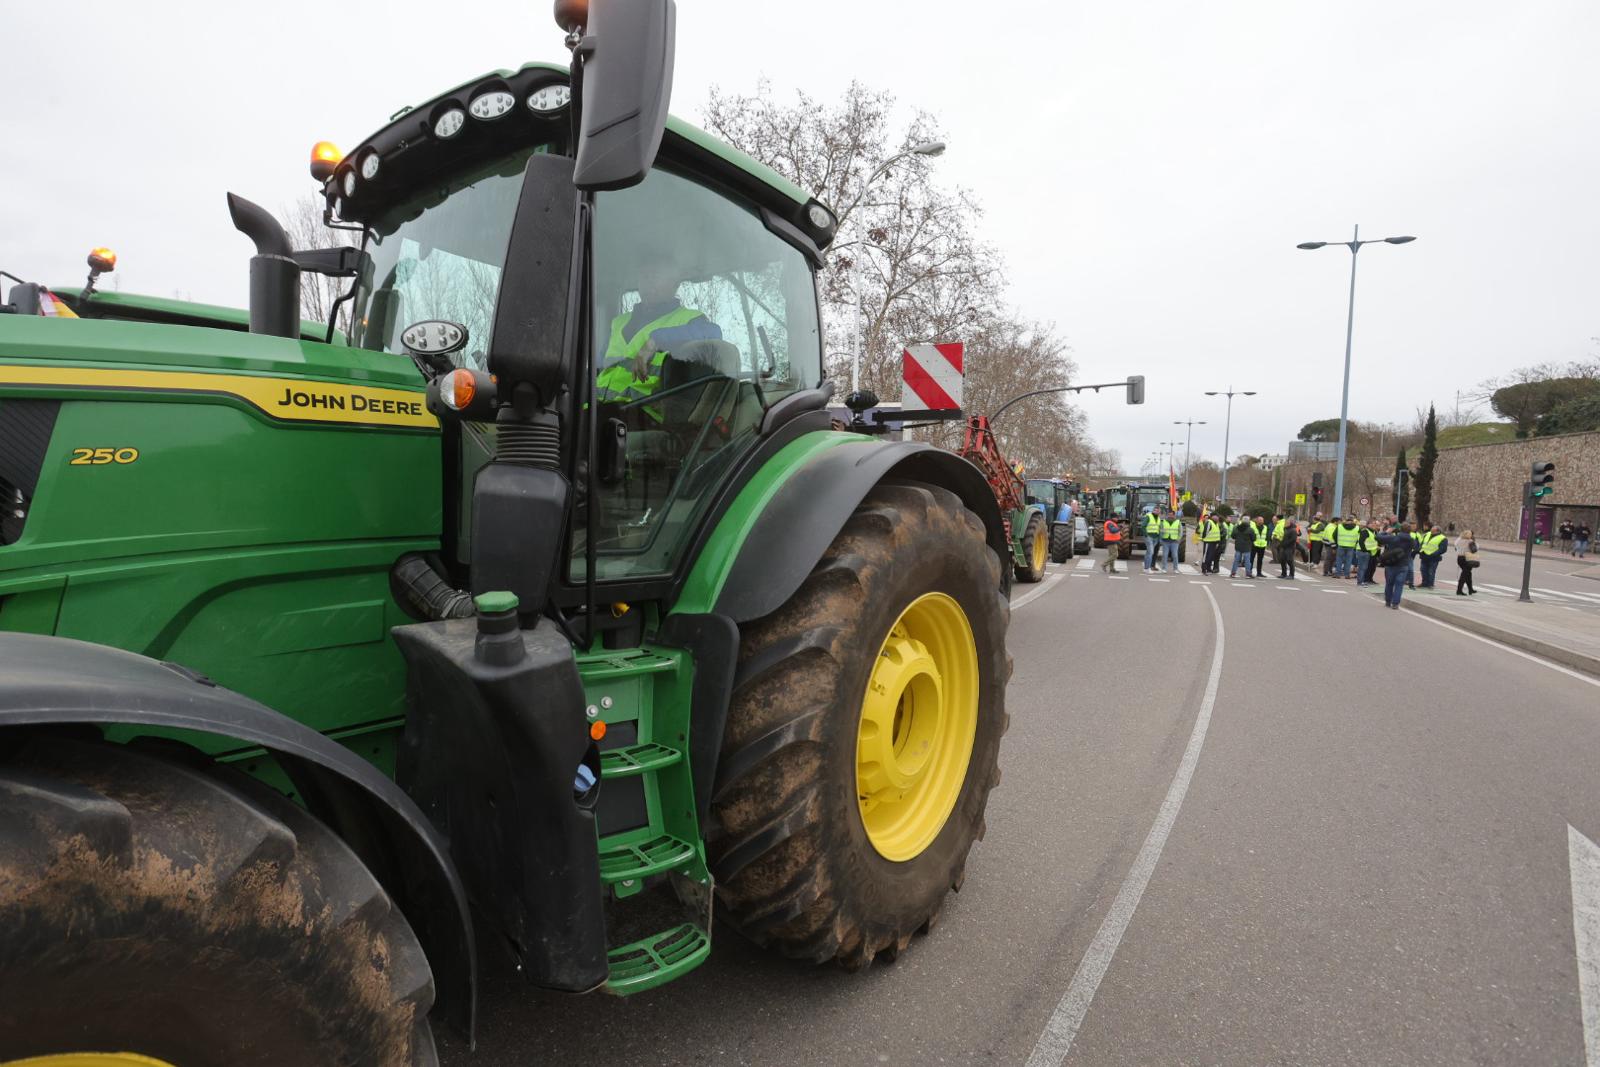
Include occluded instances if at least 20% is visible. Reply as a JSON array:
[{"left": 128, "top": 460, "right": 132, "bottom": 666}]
[
  {"left": 0, "top": 737, "right": 435, "bottom": 1067},
  {"left": 1014, "top": 511, "right": 1048, "bottom": 583},
  {"left": 709, "top": 481, "right": 1009, "bottom": 969}
]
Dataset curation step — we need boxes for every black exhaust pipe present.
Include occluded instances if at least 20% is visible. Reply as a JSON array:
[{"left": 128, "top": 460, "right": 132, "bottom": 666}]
[{"left": 226, "top": 192, "right": 300, "bottom": 339}]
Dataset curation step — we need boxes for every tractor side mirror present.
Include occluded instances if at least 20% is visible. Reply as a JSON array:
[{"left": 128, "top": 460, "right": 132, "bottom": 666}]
[{"left": 564, "top": 0, "right": 677, "bottom": 191}]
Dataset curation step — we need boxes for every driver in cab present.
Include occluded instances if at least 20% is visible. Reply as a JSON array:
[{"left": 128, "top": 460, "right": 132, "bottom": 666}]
[{"left": 595, "top": 261, "right": 723, "bottom": 423}]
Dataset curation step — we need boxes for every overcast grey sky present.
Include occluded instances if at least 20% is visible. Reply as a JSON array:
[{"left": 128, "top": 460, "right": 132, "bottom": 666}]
[{"left": 5, "top": 1, "right": 1596, "bottom": 468}]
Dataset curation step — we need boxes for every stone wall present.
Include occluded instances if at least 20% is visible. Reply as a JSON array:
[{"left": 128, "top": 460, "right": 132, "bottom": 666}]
[{"left": 1430, "top": 430, "right": 1600, "bottom": 541}]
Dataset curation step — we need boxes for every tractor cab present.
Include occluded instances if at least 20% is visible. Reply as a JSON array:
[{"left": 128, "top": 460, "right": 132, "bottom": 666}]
[{"left": 295, "top": 58, "right": 835, "bottom": 601}]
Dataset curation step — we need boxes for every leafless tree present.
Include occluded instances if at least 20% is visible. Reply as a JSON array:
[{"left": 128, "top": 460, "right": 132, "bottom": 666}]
[
  {"left": 280, "top": 194, "right": 360, "bottom": 337},
  {"left": 703, "top": 81, "right": 1095, "bottom": 473}
]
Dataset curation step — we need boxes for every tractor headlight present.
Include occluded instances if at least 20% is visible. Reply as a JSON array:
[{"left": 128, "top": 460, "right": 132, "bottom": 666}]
[
  {"left": 360, "top": 152, "right": 380, "bottom": 181},
  {"left": 342, "top": 169, "right": 357, "bottom": 197},
  {"left": 469, "top": 90, "right": 516, "bottom": 120},
  {"left": 527, "top": 84, "right": 571, "bottom": 113},
  {"left": 434, "top": 108, "right": 466, "bottom": 139}
]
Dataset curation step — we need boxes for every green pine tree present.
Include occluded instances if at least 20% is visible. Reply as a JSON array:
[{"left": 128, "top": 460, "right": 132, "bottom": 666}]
[{"left": 1415, "top": 405, "right": 1438, "bottom": 526}]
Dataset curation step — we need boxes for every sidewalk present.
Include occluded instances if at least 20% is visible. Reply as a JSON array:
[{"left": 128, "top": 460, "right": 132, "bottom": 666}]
[
  {"left": 1384, "top": 584, "right": 1600, "bottom": 678},
  {"left": 1473, "top": 538, "right": 1600, "bottom": 581}
]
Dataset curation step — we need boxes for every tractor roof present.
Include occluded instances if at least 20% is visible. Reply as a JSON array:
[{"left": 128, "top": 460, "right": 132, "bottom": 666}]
[{"left": 326, "top": 62, "right": 826, "bottom": 239}]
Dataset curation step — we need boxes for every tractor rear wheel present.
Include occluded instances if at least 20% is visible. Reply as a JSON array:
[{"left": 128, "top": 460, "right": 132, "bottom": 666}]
[
  {"left": 1014, "top": 511, "right": 1048, "bottom": 583},
  {"left": 1049, "top": 522, "right": 1074, "bottom": 563},
  {"left": 709, "top": 481, "right": 1009, "bottom": 969},
  {"left": 0, "top": 737, "right": 435, "bottom": 1067}
]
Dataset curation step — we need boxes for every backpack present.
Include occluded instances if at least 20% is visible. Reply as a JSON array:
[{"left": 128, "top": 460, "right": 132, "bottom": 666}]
[
  {"left": 1467, "top": 539, "right": 1478, "bottom": 554},
  {"left": 1379, "top": 539, "right": 1407, "bottom": 567}
]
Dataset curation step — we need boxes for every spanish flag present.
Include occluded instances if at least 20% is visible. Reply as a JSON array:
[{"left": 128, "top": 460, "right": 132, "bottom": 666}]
[{"left": 36, "top": 290, "right": 78, "bottom": 318}]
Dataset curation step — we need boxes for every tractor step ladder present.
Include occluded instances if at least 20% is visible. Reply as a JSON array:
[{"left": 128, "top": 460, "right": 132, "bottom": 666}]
[{"left": 578, "top": 644, "right": 714, "bottom": 994}]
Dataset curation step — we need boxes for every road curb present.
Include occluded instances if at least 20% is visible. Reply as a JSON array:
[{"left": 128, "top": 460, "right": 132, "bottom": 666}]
[{"left": 1400, "top": 597, "right": 1600, "bottom": 679}]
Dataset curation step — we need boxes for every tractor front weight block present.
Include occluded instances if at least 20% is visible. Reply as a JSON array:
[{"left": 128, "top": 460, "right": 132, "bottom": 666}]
[{"left": 394, "top": 615, "right": 609, "bottom": 993}]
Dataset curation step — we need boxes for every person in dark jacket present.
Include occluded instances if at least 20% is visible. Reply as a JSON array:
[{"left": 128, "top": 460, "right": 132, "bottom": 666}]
[
  {"left": 1229, "top": 516, "right": 1258, "bottom": 579},
  {"left": 1277, "top": 517, "right": 1300, "bottom": 578},
  {"left": 1376, "top": 524, "right": 1412, "bottom": 609}
]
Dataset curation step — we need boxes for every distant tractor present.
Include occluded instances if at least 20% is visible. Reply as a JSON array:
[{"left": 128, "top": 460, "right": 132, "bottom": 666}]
[
  {"left": 1090, "top": 482, "right": 1183, "bottom": 562},
  {"left": 956, "top": 415, "right": 1050, "bottom": 584},
  {"left": 1025, "top": 477, "right": 1085, "bottom": 564}
]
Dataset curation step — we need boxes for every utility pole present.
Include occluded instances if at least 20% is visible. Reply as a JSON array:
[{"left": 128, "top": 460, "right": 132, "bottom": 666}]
[{"left": 1174, "top": 418, "right": 1207, "bottom": 495}]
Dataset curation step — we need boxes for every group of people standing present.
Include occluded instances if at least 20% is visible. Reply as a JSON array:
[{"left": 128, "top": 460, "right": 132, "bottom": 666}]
[
  {"left": 1557, "top": 519, "right": 1593, "bottom": 559},
  {"left": 1132, "top": 509, "right": 1484, "bottom": 609}
]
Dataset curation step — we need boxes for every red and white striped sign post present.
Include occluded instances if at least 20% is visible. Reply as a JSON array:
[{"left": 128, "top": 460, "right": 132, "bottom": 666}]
[{"left": 901, "top": 342, "right": 965, "bottom": 411}]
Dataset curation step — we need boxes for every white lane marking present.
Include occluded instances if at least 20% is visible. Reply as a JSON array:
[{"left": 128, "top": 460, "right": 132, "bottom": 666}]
[
  {"left": 1569, "top": 825, "right": 1600, "bottom": 1066},
  {"left": 1275, "top": 585, "right": 1301, "bottom": 591},
  {"left": 1321, "top": 589, "right": 1348, "bottom": 595},
  {"left": 1189, "top": 580, "right": 1212, "bottom": 585},
  {"left": 1538, "top": 587, "right": 1600, "bottom": 605},
  {"left": 1025, "top": 585, "right": 1226, "bottom": 1067},
  {"left": 1075, "top": 558, "right": 1095, "bottom": 571},
  {"left": 1404, "top": 610, "right": 1600, "bottom": 690},
  {"left": 1070, "top": 573, "right": 1091, "bottom": 580},
  {"left": 1149, "top": 578, "right": 1170, "bottom": 583},
  {"left": 1178, "top": 563, "right": 1202, "bottom": 576},
  {"left": 1012, "top": 573, "right": 1064, "bottom": 611},
  {"left": 1109, "top": 575, "right": 1130, "bottom": 580}
]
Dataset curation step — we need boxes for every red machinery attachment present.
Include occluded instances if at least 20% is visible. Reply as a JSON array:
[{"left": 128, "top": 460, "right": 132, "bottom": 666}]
[{"left": 957, "top": 414, "right": 1025, "bottom": 533}]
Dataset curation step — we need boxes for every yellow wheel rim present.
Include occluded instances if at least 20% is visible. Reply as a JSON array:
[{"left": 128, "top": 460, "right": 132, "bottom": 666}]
[
  {"left": 1030, "top": 522, "right": 1048, "bottom": 572},
  {"left": 855, "top": 592, "right": 979, "bottom": 861},
  {"left": 2, "top": 1057, "right": 177, "bottom": 1067}
]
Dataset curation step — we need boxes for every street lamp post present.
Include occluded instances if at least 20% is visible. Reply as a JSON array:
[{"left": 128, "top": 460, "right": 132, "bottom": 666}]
[
  {"left": 1204, "top": 387, "right": 1255, "bottom": 506},
  {"left": 1174, "top": 418, "right": 1207, "bottom": 494},
  {"left": 845, "top": 141, "right": 946, "bottom": 392},
  {"left": 1296, "top": 226, "right": 1416, "bottom": 518}
]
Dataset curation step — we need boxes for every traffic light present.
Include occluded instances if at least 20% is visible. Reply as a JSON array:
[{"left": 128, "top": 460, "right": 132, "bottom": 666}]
[
  {"left": 1531, "top": 461, "right": 1555, "bottom": 498},
  {"left": 1126, "top": 375, "right": 1145, "bottom": 405}
]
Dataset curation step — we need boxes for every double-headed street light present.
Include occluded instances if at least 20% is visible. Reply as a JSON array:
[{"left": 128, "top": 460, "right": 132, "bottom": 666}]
[
  {"left": 1296, "top": 225, "right": 1416, "bottom": 518},
  {"left": 845, "top": 141, "right": 947, "bottom": 392},
  {"left": 1204, "top": 387, "right": 1256, "bottom": 505},
  {"left": 1174, "top": 418, "right": 1207, "bottom": 494}
]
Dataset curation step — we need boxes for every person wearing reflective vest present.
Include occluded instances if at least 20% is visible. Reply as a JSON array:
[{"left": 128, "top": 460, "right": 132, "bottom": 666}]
[
  {"left": 1142, "top": 509, "right": 1162, "bottom": 573},
  {"left": 1199, "top": 513, "right": 1224, "bottom": 574},
  {"left": 1320, "top": 517, "right": 1339, "bottom": 576},
  {"left": 1250, "top": 514, "right": 1269, "bottom": 577},
  {"left": 1102, "top": 516, "right": 1123, "bottom": 573},
  {"left": 1417, "top": 525, "right": 1449, "bottom": 588},
  {"left": 1330, "top": 517, "right": 1361, "bottom": 578},
  {"left": 1307, "top": 514, "right": 1326, "bottom": 566},
  {"left": 1160, "top": 511, "right": 1184, "bottom": 573},
  {"left": 1352, "top": 521, "right": 1378, "bottom": 587},
  {"left": 595, "top": 277, "right": 724, "bottom": 422},
  {"left": 1405, "top": 523, "right": 1423, "bottom": 588}
]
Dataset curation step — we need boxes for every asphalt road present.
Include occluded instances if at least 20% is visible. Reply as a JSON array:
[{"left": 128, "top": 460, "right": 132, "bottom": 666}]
[{"left": 441, "top": 557, "right": 1600, "bottom": 1066}]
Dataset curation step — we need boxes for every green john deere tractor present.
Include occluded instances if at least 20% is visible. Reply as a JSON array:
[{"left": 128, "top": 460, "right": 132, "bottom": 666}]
[{"left": 0, "top": 4, "right": 1012, "bottom": 1064}]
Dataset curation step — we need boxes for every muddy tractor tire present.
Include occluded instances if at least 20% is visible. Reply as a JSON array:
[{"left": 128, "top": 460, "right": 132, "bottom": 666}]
[
  {"left": 1013, "top": 510, "right": 1049, "bottom": 584},
  {"left": 709, "top": 481, "right": 1009, "bottom": 970},
  {"left": 1048, "top": 522, "right": 1074, "bottom": 564},
  {"left": 0, "top": 736, "right": 436, "bottom": 1067}
]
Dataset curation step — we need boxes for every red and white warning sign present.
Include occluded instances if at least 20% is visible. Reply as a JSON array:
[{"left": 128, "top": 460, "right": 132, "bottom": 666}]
[{"left": 901, "top": 342, "right": 964, "bottom": 410}]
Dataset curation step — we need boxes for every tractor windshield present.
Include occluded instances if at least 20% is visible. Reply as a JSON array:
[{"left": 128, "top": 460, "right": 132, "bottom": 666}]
[{"left": 350, "top": 146, "right": 552, "bottom": 368}]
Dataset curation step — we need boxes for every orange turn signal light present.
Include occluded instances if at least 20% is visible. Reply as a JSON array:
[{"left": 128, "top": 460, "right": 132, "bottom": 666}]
[
  {"left": 589, "top": 720, "right": 607, "bottom": 741},
  {"left": 309, "top": 141, "right": 343, "bottom": 182},
  {"left": 87, "top": 247, "right": 117, "bottom": 273},
  {"left": 441, "top": 369, "right": 476, "bottom": 411}
]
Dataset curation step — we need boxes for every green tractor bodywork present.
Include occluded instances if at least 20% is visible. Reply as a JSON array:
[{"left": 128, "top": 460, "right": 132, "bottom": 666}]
[{"left": 0, "top": 29, "right": 1010, "bottom": 1058}]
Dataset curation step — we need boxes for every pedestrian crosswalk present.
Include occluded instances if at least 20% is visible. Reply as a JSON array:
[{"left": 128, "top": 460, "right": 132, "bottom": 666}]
[{"left": 1476, "top": 582, "right": 1600, "bottom": 607}]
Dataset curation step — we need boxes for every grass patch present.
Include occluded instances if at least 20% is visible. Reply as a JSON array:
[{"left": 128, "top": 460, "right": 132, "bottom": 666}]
[{"left": 1437, "top": 421, "right": 1518, "bottom": 448}]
